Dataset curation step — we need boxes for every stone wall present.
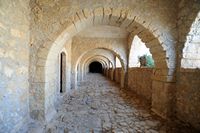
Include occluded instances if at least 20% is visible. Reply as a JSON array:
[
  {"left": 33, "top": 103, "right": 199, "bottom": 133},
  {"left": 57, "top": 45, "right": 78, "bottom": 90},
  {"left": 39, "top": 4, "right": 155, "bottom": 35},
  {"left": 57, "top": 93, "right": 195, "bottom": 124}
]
[
  {"left": 29, "top": 0, "right": 177, "bottom": 92},
  {"left": 64, "top": 41, "right": 72, "bottom": 92},
  {"left": 176, "top": 0, "right": 200, "bottom": 130},
  {"left": 114, "top": 68, "right": 122, "bottom": 84},
  {"left": 128, "top": 68, "right": 153, "bottom": 102},
  {"left": 176, "top": 69, "right": 200, "bottom": 130},
  {"left": 45, "top": 40, "right": 72, "bottom": 122},
  {"left": 108, "top": 68, "right": 113, "bottom": 80},
  {"left": 0, "top": 0, "right": 200, "bottom": 132},
  {"left": 0, "top": 0, "right": 30, "bottom": 132}
]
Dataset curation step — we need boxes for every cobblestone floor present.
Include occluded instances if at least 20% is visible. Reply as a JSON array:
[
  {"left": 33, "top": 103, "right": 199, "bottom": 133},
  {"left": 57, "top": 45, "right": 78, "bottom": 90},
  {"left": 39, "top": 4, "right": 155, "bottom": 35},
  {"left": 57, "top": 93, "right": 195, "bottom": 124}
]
[{"left": 29, "top": 74, "right": 198, "bottom": 133}]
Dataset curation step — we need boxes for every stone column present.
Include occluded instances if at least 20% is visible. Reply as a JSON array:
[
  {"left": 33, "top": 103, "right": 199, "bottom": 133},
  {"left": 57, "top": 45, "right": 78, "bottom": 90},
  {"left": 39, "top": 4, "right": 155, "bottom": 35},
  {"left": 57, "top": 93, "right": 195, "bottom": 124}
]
[{"left": 151, "top": 68, "right": 176, "bottom": 119}]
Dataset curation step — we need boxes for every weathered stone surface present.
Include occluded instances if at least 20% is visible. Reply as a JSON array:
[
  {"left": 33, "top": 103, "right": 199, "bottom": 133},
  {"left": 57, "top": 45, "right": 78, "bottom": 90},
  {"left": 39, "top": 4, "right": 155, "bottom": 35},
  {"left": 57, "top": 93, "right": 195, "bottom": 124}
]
[
  {"left": 176, "top": 69, "right": 200, "bottom": 130},
  {"left": 29, "top": 74, "right": 197, "bottom": 133},
  {"left": 0, "top": 0, "right": 30, "bottom": 132},
  {"left": 128, "top": 68, "right": 153, "bottom": 102},
  {"left": 114, "top": 68, "right": 122, "bottom": 84},
  {"left": 1, "top": 0, "right": 200, "bottom": 132}
]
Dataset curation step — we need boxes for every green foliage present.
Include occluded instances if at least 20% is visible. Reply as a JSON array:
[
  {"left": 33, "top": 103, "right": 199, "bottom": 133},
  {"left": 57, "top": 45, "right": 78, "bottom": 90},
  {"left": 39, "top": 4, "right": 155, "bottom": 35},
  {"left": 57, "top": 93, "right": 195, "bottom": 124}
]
[
  {"left": 138, "top": 54, "right": 155, "bottom": 68},
  {"left": 145, "top": 55, "right": 155, "bottom": 68}
]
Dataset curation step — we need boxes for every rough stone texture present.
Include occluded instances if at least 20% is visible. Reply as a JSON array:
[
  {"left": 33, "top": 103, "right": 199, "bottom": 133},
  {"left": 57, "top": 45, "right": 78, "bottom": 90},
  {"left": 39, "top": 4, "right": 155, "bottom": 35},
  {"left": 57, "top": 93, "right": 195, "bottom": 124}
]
[
  {"left": 152, "top": 81, "right": 176, "bottom": 119},
  {"left": 78, "top": 49, "right": 115, "bottom": 81},
  {"left": 181, "top": 12, "right": 200, "bottom": 68},
  {"left": 176, "top": 0, "right": 200, "bottom": 130},
  {"left": 29, "top": 0, "right": 177, "bottom": 123},
  {"left": 128, "top": 68, "right": 153, "bottom": 103},
  {"left": 114, "top": 68, "right": 122, "bottom": 84},
  {"left": 29, "top": 74, "right": 198, "bottom": 133},
  {"left": 0, "top": 0, "right": 30, "bottom": 132},
  {"left": 1, "top": 0, "right": 200, "bottom": 132},
  {"left": 176, "top": 69, "right": 200, "bottom": 130},
  {"left": 71, "top": 36, "right": 127, "bottom": 88},
  {"left": 178, "top": 1, "right": 200, "bottom": 69},
  {"left": 108, "top": 68, "right": 114, "bottom": 80}
]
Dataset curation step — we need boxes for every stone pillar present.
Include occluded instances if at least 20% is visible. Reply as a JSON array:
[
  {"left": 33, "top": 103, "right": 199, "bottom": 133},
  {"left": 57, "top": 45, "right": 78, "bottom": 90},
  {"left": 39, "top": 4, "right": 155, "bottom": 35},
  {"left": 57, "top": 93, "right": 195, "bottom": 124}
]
[
  {"left": 111, "top": 68, "right": 115, "bottom": 81},
  {"left": 71, "top": 72, "right": 78, "bottom": 90},
  {"left": 106, "top": 68, "right": 109, "bottom": 77},
  {"left": 109, "top": 68, "right": 112, "bottom": 80},
  {"left": 151, "top": 68, "right": 176, "bottom": 119},
  {"left": 120, "top": 68, "right": 125, "bottom": 88}
]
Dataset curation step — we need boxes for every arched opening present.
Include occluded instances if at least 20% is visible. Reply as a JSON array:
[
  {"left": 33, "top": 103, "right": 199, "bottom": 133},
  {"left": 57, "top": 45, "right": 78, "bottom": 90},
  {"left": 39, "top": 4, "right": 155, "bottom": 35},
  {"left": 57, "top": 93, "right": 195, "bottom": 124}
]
[
  {"left": 114, "top": 56, "right": 123, "bottom": 84},
  {"left": 129, "top": 35, "right": 155, "bottom": 68},
  {"left": 76, "top": 48, "right": 116, "bottom": 81},
  {"left": 181, "top": 12, "right": 200, "bottom": 68},
  {"left": 89, "top": 61, "right": 103, "bottom": 73},
  {"left": 116, "top": 56, "right": 122, "bottom": 68},
  {"left": 109, "top": 62, "right": 112, "bottom": 68},
  {"left": 31, "top": 7, "right": 172, "bottom": 122},
  {"left": 60, "top": 52, "right": 66, "bottom": 93},
  {"left": 127, "top": 36, "right": 155, "bottom": 104}
]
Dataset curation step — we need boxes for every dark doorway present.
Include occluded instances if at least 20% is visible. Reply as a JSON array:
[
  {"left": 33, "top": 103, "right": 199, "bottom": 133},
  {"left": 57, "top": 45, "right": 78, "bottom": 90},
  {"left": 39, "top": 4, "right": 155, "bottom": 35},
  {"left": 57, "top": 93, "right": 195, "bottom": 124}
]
[
  {"left": 89, "top": 61, "right": 103, "bottom": 73},
  {"left": 60, "top": 52, "right": 66, "bottom": 93}
]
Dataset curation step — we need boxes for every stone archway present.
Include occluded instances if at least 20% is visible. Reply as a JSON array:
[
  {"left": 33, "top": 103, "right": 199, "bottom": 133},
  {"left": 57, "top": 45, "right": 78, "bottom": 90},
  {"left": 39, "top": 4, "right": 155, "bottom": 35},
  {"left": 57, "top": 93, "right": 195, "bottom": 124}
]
[
  {"left": 84, "top": 56, "right": 111, "bottom": 76},
  {"left": 30, "top": 7, "right": 174, "bottom": 121},
  {"left": 77, "top": 48, "right": 115, "bottom": 82},
  {"left": 88, "top": 61, "right": 103, "bottom": 73},
  {"left": 84, "top": 56, "right": 113, "bottom": 80},
  {"left": 73, "top": 46, "right": 127, "bottom": 88},
  {"left": 79, "top": 56, "right": 109, "bottom": 81}
]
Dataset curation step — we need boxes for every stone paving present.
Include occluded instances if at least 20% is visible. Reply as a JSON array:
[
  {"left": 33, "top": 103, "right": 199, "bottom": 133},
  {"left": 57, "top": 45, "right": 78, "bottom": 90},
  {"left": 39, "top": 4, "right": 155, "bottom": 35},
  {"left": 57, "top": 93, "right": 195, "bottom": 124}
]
[{"left": 29, "top": 74, "right": 198, "bottom": 133}]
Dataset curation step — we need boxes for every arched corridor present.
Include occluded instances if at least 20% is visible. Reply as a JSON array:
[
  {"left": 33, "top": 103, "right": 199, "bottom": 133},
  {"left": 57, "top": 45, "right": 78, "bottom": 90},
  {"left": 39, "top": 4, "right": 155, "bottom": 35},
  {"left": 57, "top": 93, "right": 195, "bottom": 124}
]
[
  {"left": 1, "top": 0, "right": 200, "bottom": 133},
  {"left": 89, "top": 61, "right": 103, "bottom": 73}
]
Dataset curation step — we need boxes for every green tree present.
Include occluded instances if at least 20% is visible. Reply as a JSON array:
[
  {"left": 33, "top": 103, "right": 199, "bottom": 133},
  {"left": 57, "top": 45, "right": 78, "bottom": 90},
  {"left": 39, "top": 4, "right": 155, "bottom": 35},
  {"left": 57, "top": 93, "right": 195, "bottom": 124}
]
[
  {"left": 145, "top": 55, "right": 155, "bottom": 68},
  {"left": 138, "top": 54, "right": 155, "bottom": 68}
]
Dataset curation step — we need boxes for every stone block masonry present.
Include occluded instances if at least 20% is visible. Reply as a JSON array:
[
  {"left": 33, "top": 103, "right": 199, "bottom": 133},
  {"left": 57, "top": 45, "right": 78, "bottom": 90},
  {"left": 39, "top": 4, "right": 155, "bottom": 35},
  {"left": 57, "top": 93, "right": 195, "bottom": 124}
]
[{"left": 0, "top": 0, "right": 200, "bottom": 132}]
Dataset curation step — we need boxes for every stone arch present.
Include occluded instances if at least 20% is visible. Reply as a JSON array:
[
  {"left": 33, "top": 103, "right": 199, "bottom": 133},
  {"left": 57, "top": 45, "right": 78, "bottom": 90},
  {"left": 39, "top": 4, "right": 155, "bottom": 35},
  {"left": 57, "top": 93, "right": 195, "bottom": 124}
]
[
  {"left": 74, "top": 45, "right": 126, "bottom": 72},
  {"left": 31, "top": 7, "right": 174, "bottom": 121},
  {"left": 116, "top": 56, "right": 122, "bottom": 68},
  {"left": 181, "top": 12, "right": 200, "bottom": 68},
  {"left": 129, "top": 35, "right": 154, "bottom": 68},
  {"left": 78, "top": 48, "right": 115, "bottom": 70},
  {"left": 87, "top": 59, "right": 107, "bottom": 72},
  {"left": 84, "top": 56, "right": 113, "bottom": 78},
  {"left": 85, "top": 57, "right": 113, "bottom": 80},
  {"left": 88, "top": 61, "right": 103, "bottom": 73},
  {"left": 77, "top": 48, "right": 117, "bottom": 83},
  {"left": 81, "top": 55, "right": 110, "bottom": 81},
  {"left": 74, "top": 47, "right": 125, "bottom": 87},
  {"left": 86, "top": 59, "right": 107, "bottom": 68},
  {"left": 109, "top": 61, "right": 114, "bottom": 68},
  {"left": 79, "top": 51, "right": 115, "bottom": 69},
  {"left": 84, "top": 56, "right": 113, "bottom": 73},
  {"left": 85, "top": 56, "right": 113, "bottom": 67}
]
